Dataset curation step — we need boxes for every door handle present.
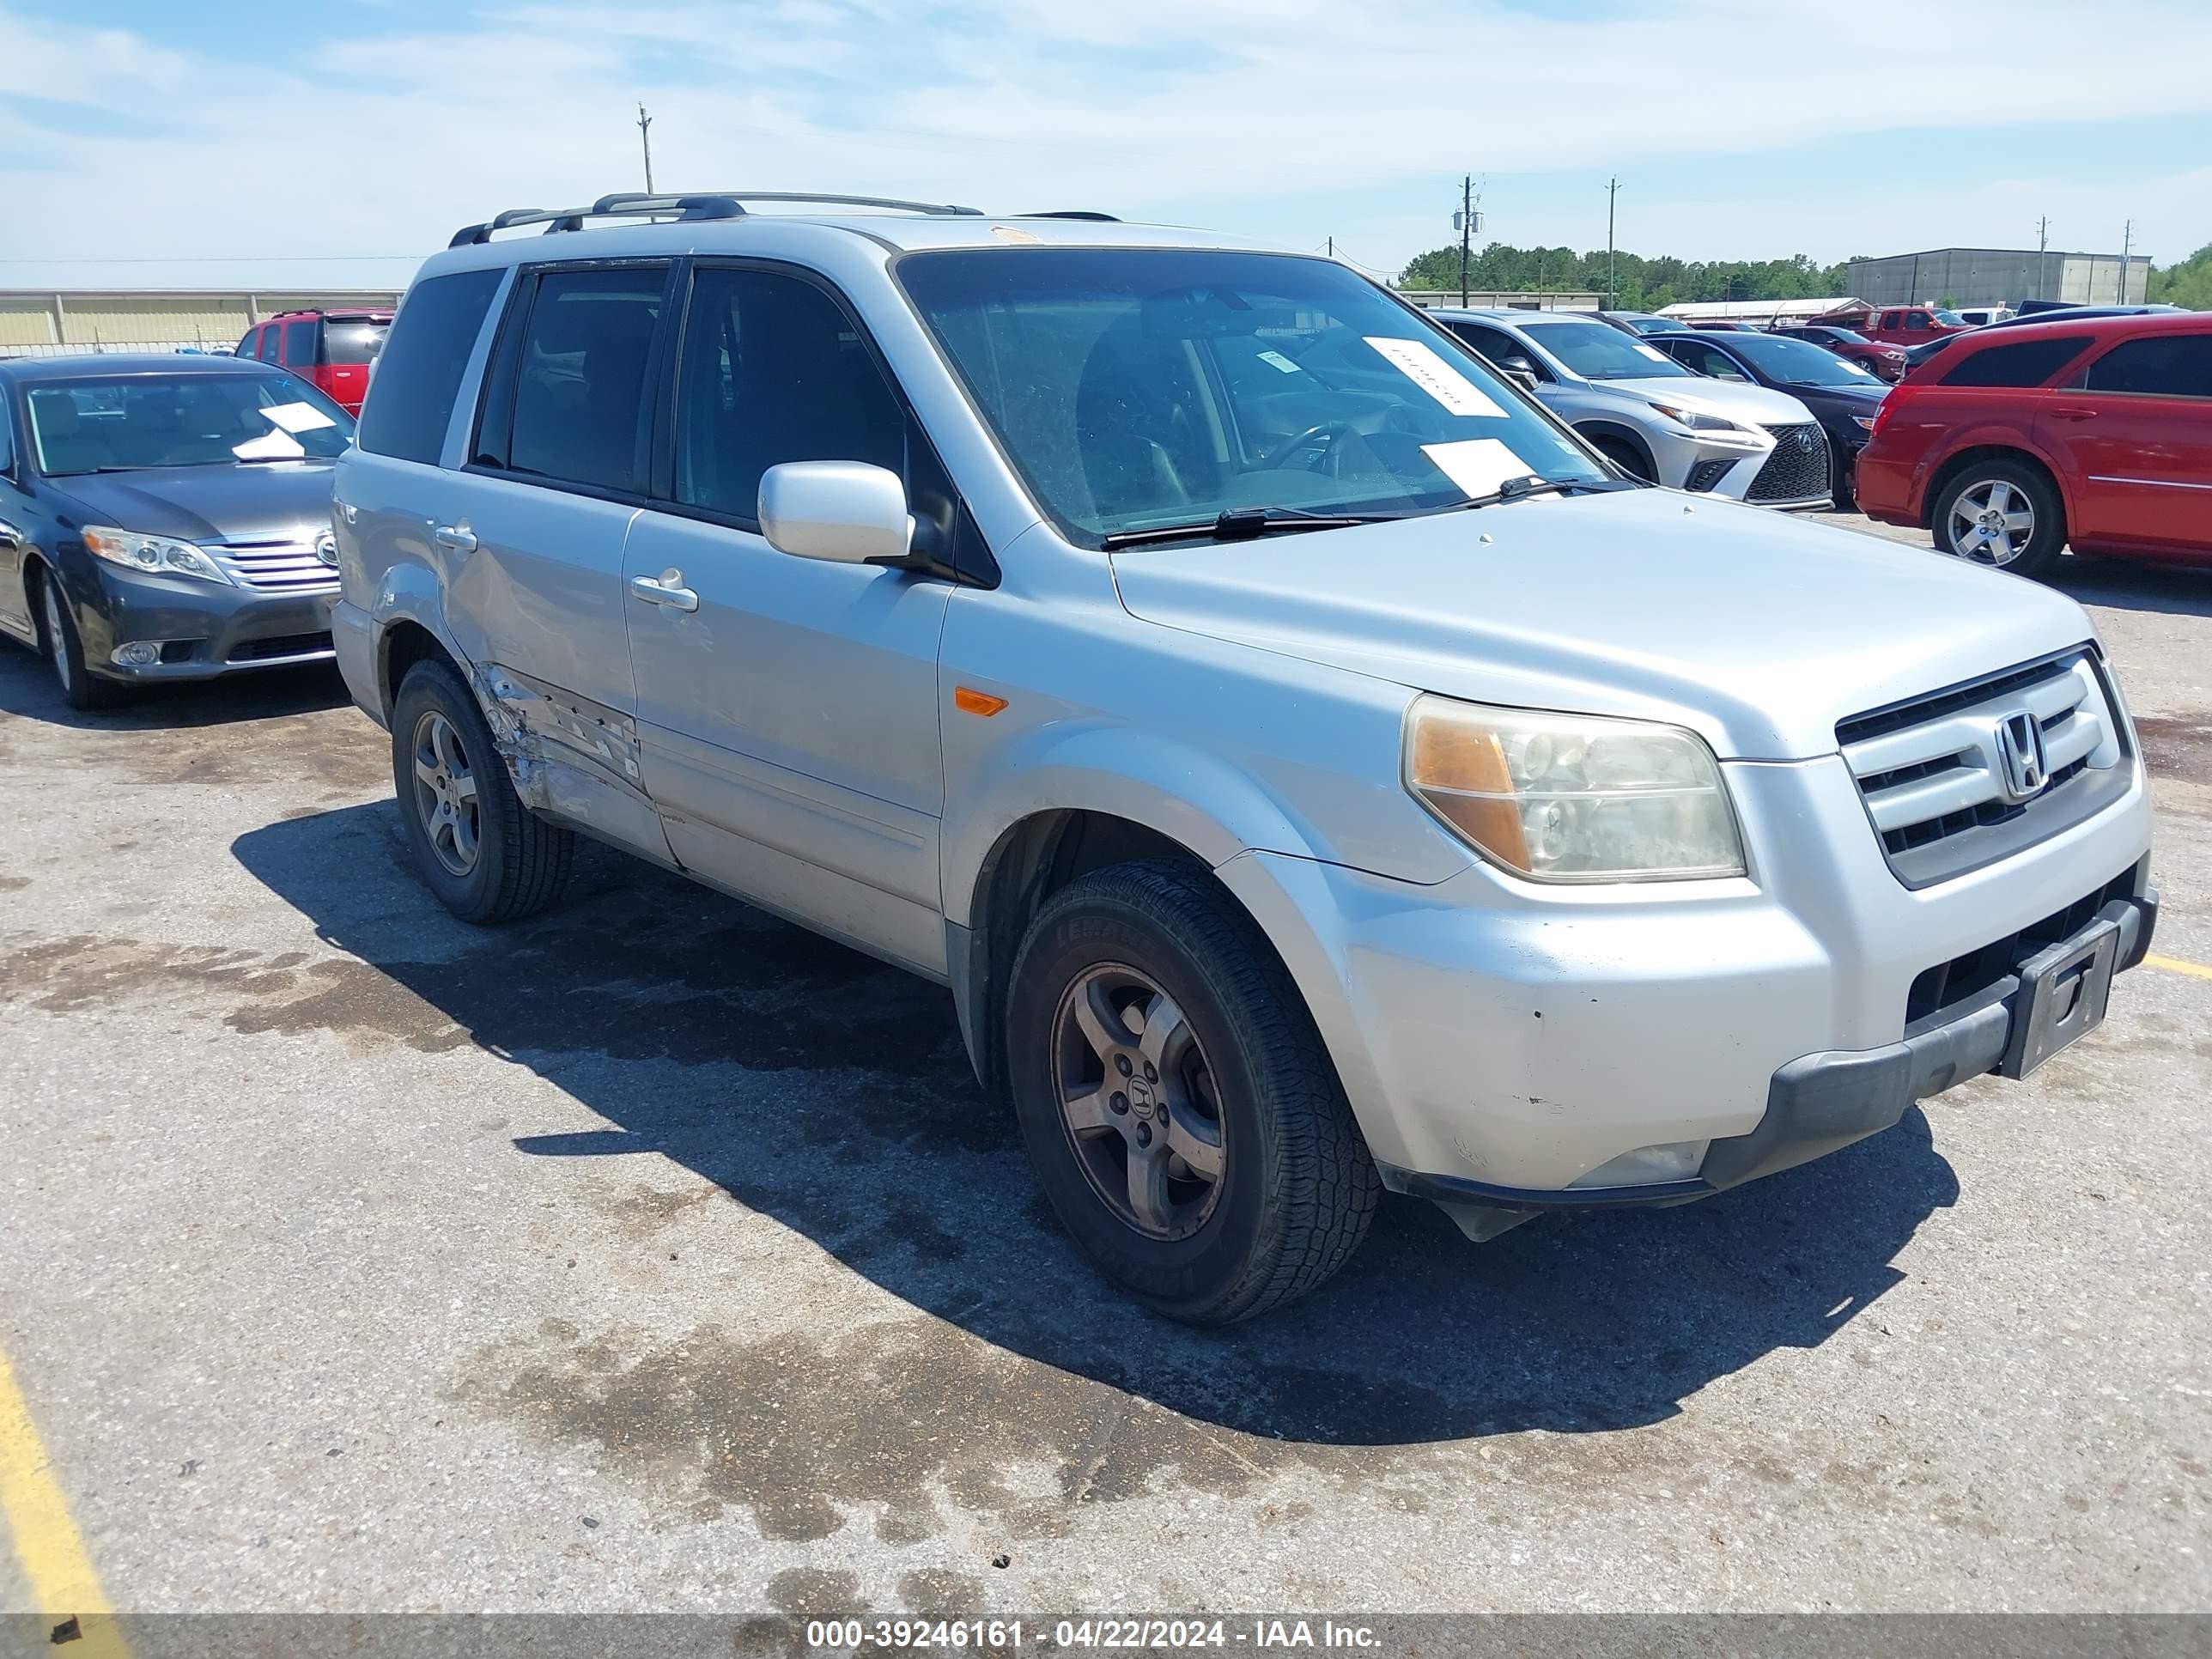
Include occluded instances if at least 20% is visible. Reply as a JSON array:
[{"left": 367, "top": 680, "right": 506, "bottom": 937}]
[
  {"left": 2046, "top": 406, "right": 2099, "bottom": 422},
  {"left": 629, "top": 571, "right": 699, "bottom": 612},
  {"left": 433, "top": 523, "right": 477, "bottom": 552}
]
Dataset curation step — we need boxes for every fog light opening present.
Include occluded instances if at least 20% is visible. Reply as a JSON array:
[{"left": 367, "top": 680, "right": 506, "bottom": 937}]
[
  {"left": 110, "top": 641, "right": 162, "bottom": 667},
  {"left": 1568, "top": 1139, "right": 1711, "bottom": 1189}
]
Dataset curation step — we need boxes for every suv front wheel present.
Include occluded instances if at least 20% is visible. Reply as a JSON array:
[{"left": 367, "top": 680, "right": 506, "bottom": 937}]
[
  {"left": 1005, "top": 860, "right": 1379, "bottom": 1324},
  {"left": 1931, "top": 459, "right": 2064, "bottom": 580},
  {"left": 390, "top": 658, "right": 574, "bottom": 923}
]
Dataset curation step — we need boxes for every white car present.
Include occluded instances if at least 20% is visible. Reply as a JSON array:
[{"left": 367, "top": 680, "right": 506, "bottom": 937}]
[{"left": 1433, "top": 309, "right": 1833, "bottom": 508}]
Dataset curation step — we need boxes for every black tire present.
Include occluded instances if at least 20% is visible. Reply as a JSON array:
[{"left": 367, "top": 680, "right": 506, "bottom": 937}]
[
  {"left": 390, "top": 657, "right": 573, "bottom": 924},
  {"left": 1587, "top": 434, "right": 1655, "bottom": 483},
  {"left": 1004, "top": 859, "right": 1379, "bottom": 1324},
  {"left": 1929, "top": 459, "right": 2065, "bottom": 581},
  {"left": 31, "top": 565, "right": 124, "bottom": 712}
]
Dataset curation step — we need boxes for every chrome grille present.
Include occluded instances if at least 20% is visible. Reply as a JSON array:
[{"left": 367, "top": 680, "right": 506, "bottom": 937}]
[
  {"left": 1746, "top": 422, "right": 1830, "bottom": 503},
  {"left": 1838, "top": 650, "right": 2131, "bottom": 888},
  {"left": 211, "top": 536, "right": 339, "bottom": 593}
]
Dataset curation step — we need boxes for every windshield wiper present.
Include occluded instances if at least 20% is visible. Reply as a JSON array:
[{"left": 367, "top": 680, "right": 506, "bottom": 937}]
[
  {"left": 1439, "top": 475, "right": 1638, "bottom": 514},
  {"left": 1101, "top": 505, "right": 1398, "bottom": 549}
]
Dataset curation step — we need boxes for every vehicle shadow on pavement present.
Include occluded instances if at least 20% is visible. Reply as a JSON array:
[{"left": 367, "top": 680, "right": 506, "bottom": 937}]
[
  {"left": 0, "top": 644, "right": 349, "bottom": 730},
  {"left": 234, "top": 802, "right": 1960, "bottom": 1449},
  {"left": 2049, "top": 557, "right": 2212, "bottom": 619}
]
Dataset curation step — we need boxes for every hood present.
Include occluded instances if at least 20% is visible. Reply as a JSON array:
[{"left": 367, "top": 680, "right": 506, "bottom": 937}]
[
  {"left": 1594, "top": 375, "right": 1817, "bottom": 427},
  {"left": 45, "top": 461, "right": 339, "bottom": 545},
  {"left": 1776, "top": 379, "right": 1888, "bottom": 416},
  {"left": 1109, "top": 487, "right": 2097, "bottom": 761}
]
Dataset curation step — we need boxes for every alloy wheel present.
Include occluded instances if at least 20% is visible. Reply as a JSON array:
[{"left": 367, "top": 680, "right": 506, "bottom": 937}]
[
  {"left": 410, "top": 709, "right": 482, "bottom": 877},
  {"left": 1947, "top": 478, "right": 2034, "bottom": 566},
  {"left": 1051, "top": 963, "right": 1228, "bottom": 1241}
]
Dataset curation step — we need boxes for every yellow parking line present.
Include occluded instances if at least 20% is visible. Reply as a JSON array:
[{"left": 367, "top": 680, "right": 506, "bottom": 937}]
[
  {"left": 2145, "top": 952, "right": 2212, "bottom": 982},
  {"left": 0, "top": 1346, "right": 129, "bottom": 1656}
]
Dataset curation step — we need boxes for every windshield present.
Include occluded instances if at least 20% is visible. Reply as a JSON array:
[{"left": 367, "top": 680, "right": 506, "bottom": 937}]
[
  {"left": 26, "top": 372, "right": 354, "bottom": 474},
  {"left": 1931, "top": 308, "right": 1968, "bottom": 326},
  {"left": 1520, "top": 319, "right": 1693, "bottom": 380},
  {"left": 1717, "top": 331, "right": 1879, "bottom": 386},
  {"left": 894, "top": 248, "right": 1607, "bottom": 544},
  {"left": 1809, "top": 326, "right": 1872, "bottom": 344}
]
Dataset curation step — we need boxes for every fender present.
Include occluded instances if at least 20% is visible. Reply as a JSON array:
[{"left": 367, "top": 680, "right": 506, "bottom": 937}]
[
  {"left": 367, "top": 560, "right": 477, "bottom": 716},
  {"left": 1921, "top": 426, "right": 2078, "bottom": 525},
  {"left": 943, "top": 719, "right": 1337, "bottom": 930},
  {"left": 1571, "top": 419, "right": 1658, "bottom": 479}
]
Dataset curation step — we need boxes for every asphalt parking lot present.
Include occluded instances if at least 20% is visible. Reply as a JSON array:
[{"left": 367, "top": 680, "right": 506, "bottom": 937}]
[{"left": 2, "top": 514, "right": 2209, "bottom": 1620}]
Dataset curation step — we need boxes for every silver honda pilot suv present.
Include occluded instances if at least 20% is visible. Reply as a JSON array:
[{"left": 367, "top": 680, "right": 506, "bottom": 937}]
[{"left": 330, "top": 192, "right": 2157, "bottom": 1323}]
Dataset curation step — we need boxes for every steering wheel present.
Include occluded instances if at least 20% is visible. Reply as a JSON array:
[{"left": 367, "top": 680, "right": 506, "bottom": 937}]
[{"left": 1258, "top": 421, "right": 1352, "bottom": 472}]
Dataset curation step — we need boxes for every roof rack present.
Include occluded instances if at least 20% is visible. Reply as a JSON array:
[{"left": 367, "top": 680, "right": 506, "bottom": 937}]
[
  {"left": 448, "top": 191, "right": 986, "bottom": 248},
  {"left": 1019, "top": 210, "right": 1121, "bottom": 222}
]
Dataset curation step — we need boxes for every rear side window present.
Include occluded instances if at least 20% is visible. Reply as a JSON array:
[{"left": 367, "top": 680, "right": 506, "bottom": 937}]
[
  {"left": 670, "top": 267, "right": 903, "bottom": 518},
  {"left": 357, "top": 269, "right": 504, "bottom": 465},
  {"left": 283, "top": 319, "right": 318, "bottom": 366},
  {"left": 325, "top": 322, "right": 386, "bottom": 366},
  {"left": 501, "top": 266, "right": 667, "bottom": 494},
  {"left": 255, "top": 329, "right": 282, "bottom": 364},
  {"left": 2083, "top": 335, "right": 2212, "bottom": 398},
  {"left": 1939, "top": 336, "right": 2092, "bottom": 389}
]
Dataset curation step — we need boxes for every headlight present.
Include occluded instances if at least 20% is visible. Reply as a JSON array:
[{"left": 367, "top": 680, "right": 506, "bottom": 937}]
[
  {"left": 1645, "top": 401, "right": 1755, "bottom": 439},
  {"left": 83, "top": 527, "right": 233, "bottom": 586},
  {"left": 1404, "top": 696, "right": 1746, "bottom": 883}
]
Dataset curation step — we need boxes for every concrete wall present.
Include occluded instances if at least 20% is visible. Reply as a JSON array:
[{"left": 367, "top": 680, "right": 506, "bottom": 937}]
[
  {"left": 0, "top": 289, "right": 403, "bottom": 356},
  {"left": 1396, "top": 289, "right": 1602, "bottom": 312}
]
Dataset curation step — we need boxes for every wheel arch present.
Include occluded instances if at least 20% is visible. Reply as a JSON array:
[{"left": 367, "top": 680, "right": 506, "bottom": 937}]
[
  {"left": 1921, "top": 441, "right": 2071, "bottom": 535},
  {"left": 1573, "top": 420, "right": 1659, "bottom": 481}
]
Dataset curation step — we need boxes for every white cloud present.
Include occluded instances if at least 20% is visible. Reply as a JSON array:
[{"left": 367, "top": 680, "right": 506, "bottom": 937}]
[{"left": 2, "top": 0, "right": 2208, "bottom": 284}]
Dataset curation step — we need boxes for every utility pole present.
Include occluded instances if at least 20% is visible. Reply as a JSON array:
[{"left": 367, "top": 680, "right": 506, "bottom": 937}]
[
  {"left": 2037, "top": 215, "right": 2050, "bottom": 302},
  {"left": 637, "top": 103, "right": 655, "bottom": 194},
  {"left": 1605, "top": 177, "right": 1620, "bottom": 309},
  {"left": 1458, "top": 174, "right": 1473, "bottom": 307},
  {"left": 2120, "top": 219, "right": 2134, "bottom": 301},
  {"left": 1327, "top": 236, "right": 1334, "bottom": 258}
]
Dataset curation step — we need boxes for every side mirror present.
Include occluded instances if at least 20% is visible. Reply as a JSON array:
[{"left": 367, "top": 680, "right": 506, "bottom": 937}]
[
  {"left": 757, "top": 461, "right": 914, "bottom": 567},
  {"left": 1501, "top": 361, "right": 1539, "bottom": 392}
]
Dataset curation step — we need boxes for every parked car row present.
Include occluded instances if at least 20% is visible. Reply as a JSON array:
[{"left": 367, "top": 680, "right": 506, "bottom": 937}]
[{"left": 0, "top": 196, "right": 2180, "bottom": 1324}]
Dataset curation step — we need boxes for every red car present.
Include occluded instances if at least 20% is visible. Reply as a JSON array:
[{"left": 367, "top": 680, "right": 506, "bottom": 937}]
[
  {"left": 1771, "top": 324, "right": 1909, "bottom": 383},
  {"left": 1856, "top": 311, "right": 2212, "bottom": 580},
  {"left": 234, "top": 309, "right": 391, "bottom": 416}
]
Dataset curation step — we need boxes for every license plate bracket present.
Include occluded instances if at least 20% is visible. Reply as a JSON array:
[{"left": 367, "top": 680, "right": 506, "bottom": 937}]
[{"left": 1998, "top": 917, "right": 2120, "bottom": 1079}]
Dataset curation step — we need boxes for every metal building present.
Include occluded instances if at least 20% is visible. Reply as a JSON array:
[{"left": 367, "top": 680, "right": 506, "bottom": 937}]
[
  {"left": 1844, "top": 249, "right": 2149, "bottom": 310},
  {"left": 0, "top": 288, "right": 403, "bottom": 359}
]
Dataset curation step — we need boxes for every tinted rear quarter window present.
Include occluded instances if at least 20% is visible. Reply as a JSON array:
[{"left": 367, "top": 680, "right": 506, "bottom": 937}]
[
  {"left": 2083, "top": 334, "right": 2212, "bottom": 398},
  {"left": 1939, "top": 336, "right": 2093, "bottom": 389},
  {"left": 283, "top": 319, "right": 318, "bottom": 365},
  {"left": 325, "top": 322, "right": 386, "bottom": 366},
  {"left": 358, "top": 269, "right": 504, "bottom": 466}
]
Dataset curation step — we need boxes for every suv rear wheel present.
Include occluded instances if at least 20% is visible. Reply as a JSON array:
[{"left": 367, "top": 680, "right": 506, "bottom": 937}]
[
  {"left": 1931, "top": 459, "right": 2064, "bottom": 580},
  {"left": 1005, "top": 860, "right": 1378, "bottom": 1324},
  {"left": 390, "top": 658, "right": 574, "bottom": 923}
]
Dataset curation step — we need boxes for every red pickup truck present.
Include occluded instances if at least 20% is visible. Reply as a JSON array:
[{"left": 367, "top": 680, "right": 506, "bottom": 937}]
[{"left": 1845, "top": 304, "right": 1977, "bottom": 348}]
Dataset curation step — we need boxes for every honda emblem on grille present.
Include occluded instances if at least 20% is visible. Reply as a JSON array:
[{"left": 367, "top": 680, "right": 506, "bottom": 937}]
[{"left": 1996, "top": 711, "right": 2048, "bottom": 802}]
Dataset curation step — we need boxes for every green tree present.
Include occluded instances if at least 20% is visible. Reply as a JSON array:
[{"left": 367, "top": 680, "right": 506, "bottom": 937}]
[
  {"left": 1395, "top": 240, "right": 1850, "bottom": 307},
  {"left": 2148, "top": 243, "right": 2212, "bottom": 309}
]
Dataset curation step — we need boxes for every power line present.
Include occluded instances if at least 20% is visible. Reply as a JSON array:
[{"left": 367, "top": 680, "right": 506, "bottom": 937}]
[{"left": 0, "top": 255, "right": 421, "bottom": 264}]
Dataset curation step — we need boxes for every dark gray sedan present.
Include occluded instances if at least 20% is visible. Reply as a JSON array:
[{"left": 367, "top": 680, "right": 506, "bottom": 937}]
[{"left": 0, "top": 353, "right": 353, "bottom": 709}]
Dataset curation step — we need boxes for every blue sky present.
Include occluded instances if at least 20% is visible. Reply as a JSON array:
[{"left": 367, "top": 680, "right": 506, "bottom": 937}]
[{"left": 3, "top": 0, "right": 2207, "bottom": 292}]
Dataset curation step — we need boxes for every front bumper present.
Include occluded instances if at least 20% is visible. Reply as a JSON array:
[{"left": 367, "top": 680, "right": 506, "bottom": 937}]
[
  {"left": 73, "top": 563, "right": 338, "bottom": 681},
  {"left": 1215, "top": 748, "right": 2154, "bottom": 1204},
  {"left": 1383, "top": 888, "right": 2154, "bottom": 1213}
]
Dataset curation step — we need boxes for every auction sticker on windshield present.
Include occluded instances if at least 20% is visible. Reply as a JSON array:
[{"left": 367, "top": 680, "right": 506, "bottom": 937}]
[
  {"left": 1420, "top": 437, "right": 1536, "bottom": 498},
  {"left": 1364, "top": 337, "right": 1506, "bottom": 418}
]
